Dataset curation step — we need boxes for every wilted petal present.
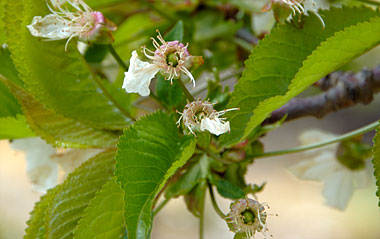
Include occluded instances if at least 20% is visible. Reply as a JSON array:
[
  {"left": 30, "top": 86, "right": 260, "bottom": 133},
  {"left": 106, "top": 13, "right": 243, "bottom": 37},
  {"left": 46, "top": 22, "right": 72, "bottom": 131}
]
[
  {"left": 11, "top": 138, "right": 58, "bottom": 193},
  {"left": 122, "top": 50, "right": 159, "bottom": 96},
  {"left": 322, "top": 170, "right": 354, "bottom": 210},
  {"left": 27, "top": 15, "right": 71, "bottom": 40},
  {"left": 200, "top": 117, "right": 230, "bottom": 136}
]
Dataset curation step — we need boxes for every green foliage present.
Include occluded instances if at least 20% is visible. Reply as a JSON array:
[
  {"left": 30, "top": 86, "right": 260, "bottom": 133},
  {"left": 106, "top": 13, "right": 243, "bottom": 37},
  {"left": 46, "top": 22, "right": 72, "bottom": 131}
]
[
  {"left": 194, "top": 10, "right": 242, "bottom": 41},
  {"left": 2, "top": 78, "right": 119, "bottom": 148},
  {"left": 222, "top": 7, "right": 380, "bottom": 146},
  {"left": 165, "top": 157, "right": 207, "bottom": 198},
  {"left": 115, "top": 112, "right": 196, "bottom": 239},
  {"left": 25, "top": 151, "right": 116, "bottom": 239},
  {"left": 74, "top": 179, "right": 125, "bottom": 239},
  {"left": 373, "top": 125, "right": 380, "bottom": 207},
  {"left": 4, "top": 0, "right": 132, "bottom": 130},
  {"left": 156, "top": 75, "right": 186, "bottom": 109},
  {"left": 24, "top": 187, "right": 61, "bottom": 239},
  {"left": 0, "top": 48, "right": 23, "bottom": 117},
  {"left": 212, "top": 178, "right": 245, "bottom": 199},
  {"left": 44, "top": 150, "right": 116, "bottom": 239},
  {"left": 0, "top": 115, "right": 35, "bottom": 139},
  {"left": 165, "top": 21, "right": 184, "bottom": 42}
]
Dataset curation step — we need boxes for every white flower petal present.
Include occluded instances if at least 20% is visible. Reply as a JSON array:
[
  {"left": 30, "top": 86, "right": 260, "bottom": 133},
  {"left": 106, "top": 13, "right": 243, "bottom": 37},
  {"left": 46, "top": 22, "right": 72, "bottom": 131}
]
[
  {"left": 122, "top": 50, "right": 159, "bottom": 96},
  {"left": 352, "top": 168, "right": 371, "bottom": 189},
  {"left": 11, "top": 138, "right": 58, "bottom": 193},
  {"left": 322, "top": 170, "right": 354, "bottom": 210},
  {"left": 200, "top": 117, "right": 230, "bottom": 136},
  {"left": 289, "top": 152, "right": 337, "bottom": 181},
  {"left": 27, "top": 15, "right": 72, "bottom": 40}
]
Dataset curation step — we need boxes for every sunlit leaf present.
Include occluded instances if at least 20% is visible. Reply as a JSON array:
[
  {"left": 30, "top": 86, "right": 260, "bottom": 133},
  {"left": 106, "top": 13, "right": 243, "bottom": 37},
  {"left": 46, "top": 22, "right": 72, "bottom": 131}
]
[
  {"left": 44, "top": 150, "right": 116, "bottom": 239},
  {"left": 222, "top": 7, "right": 380, "bottom": 146},
  {"left": 74, "top": 179, "right": 125, "bottom": 239},
  {"left": 2, "top": 77, "right": 119, "bottom": 148},
  {"left": 116, "top": 111, "right": 196, "bottom": 239},
  {"left": 4, "top": 0, "right": 131, "bottom": 130}
]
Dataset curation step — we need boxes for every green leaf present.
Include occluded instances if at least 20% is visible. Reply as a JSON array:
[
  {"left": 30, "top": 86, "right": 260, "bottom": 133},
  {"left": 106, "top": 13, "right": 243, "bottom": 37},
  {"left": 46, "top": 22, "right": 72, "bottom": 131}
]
[
  {"left": 44, "top": 150, "right": 116, "bottom": 239},
  {"left": 2, "top": 77, "right": 119, "bottom": 148},
  {"left": 211, "top": 178, "right": 245, "bottom": 199},
  {"left": 165, "top": 160, "right": 203, "bottom": 199},
  {"left": 372, "top": 125, "right": 380, "bottom": 207},
  {"left": 115, "top": 111, "right": 196, "bottom": 239},
  {"left": 0, "top": 114, "right": 35, "bottom": 139},
  {"left": 155, "top": 75, "right": 186, "bottom": 109},
  {"left": 222, "top": 7, "right": 380, "bottom": 146},
  {"left": 24, "top": 187, "right": 61, "bottom": 239},
  {"left": 194, "top": 10, "right": 241, "bottom": 42},
  {"left": 0, "top": 47, "right": 23, "bottom": 86},
  {"left": 0, "top": 81, "right": 21, "bottom": 117},
  {"left": 4, "top": 0, "right": 131, "bottom": 130},
  {"left": 0, "top": 48, "right": 23, "bottom": 117},
  {"left": 184, "top": 180, "right": 207, "bottom": 217},
  {"left": 165, "top": 20, "right": 184, "bottom": 42},
  {"left": 74, "top": 179, "right": 125, "bottom": 239}
]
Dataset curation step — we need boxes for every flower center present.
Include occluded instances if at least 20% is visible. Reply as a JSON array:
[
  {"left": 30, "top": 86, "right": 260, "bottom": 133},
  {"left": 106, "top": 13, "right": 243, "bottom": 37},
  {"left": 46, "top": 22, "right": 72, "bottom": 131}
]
[
  {"left": 166, "top": 52, "right": 180, "bottom": 67},
  {"left": 241, "top": 209, "right": 256, "bottom": 225}
]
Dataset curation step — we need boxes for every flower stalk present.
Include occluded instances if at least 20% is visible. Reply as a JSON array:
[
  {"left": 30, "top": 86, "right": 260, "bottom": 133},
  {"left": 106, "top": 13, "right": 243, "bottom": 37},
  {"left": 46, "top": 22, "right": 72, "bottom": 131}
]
[
  {"left": 208, "top": 182, "right": 227, "bottom": 219},
  {"left": 107, "top": 45, "right": 128, "bottom": 71},
  {"left": 254, "top": 120, "right": 380, "bottom": 158}
]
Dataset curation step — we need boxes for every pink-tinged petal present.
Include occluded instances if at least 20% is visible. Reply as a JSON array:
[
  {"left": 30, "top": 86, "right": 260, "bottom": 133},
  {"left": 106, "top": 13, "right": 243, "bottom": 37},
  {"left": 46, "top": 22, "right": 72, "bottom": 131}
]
[
  {"left": 122, "top": 51, "right": 159, "bottom": 96},
  {"left": 27, "top": 15, "right": 72, "bottom": 40},
  {"left": 200, "top": 117, "right": 230, "bottom": 136},
  {"left": 322, "top": 170, "right": 354, "bottom": 210}
]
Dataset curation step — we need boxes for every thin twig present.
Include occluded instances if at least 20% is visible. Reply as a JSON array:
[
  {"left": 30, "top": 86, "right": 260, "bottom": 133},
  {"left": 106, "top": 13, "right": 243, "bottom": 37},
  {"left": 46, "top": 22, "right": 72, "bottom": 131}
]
[
  {"left": 153, "top": 197, "right": 170, "bottom": 217},
  {"left": 254, "top": 120, "right": 380, "bottom": 158},
  {"left": 178, "top": 78, "right": 195, "bottom": 101},
  {"left": 208, "top": 182, "right": 227, "bottom": 219},
  {"left": 107, "top": 45, "right": 128, "bottom": 71}
]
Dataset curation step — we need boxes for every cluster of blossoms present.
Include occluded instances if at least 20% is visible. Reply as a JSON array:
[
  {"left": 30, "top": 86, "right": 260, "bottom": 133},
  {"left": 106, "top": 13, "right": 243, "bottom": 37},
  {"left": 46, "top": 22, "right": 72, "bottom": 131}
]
[
  {"left": 27, "top": 0, "right": 117, "bottom": 50},
  {"left": 262, "top": 0, "right": 325, "bottom": 27},
  {"left": 289, "top": 130, "right": 372, "bottom": 210},
  {"left": 123, "top": 31, "right": 197, "bottom": 96},
  {"left": 177, "top": 100, "right": 239, "bottom": 136},
  {"left": 27, "top": 1, "right": 235, "bottom": 137},
  {"left": 226, "top": 198, "right": 270, "bottom": 239}
]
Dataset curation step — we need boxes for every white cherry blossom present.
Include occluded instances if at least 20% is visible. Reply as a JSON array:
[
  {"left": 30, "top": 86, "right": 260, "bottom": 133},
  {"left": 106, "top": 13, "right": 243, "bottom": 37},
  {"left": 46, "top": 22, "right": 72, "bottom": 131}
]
[
  {"left": 177, "top": 100, "right": 238, "bottom": 136},
  {"left": 122, "top": 31, "right": 198, "bottom": 96},
  {"left": 288, "top": 130, "right": 372, "bottom": 210},
  {"left": 27, "top": 0, "right": 116, "bottom": 50}
]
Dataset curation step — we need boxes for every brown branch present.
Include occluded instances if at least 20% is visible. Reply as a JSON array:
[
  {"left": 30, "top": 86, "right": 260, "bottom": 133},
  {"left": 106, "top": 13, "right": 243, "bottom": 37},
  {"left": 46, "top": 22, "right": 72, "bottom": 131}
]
[{"left": 263, "top": 66, "right": 380, "bottom": 125}]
